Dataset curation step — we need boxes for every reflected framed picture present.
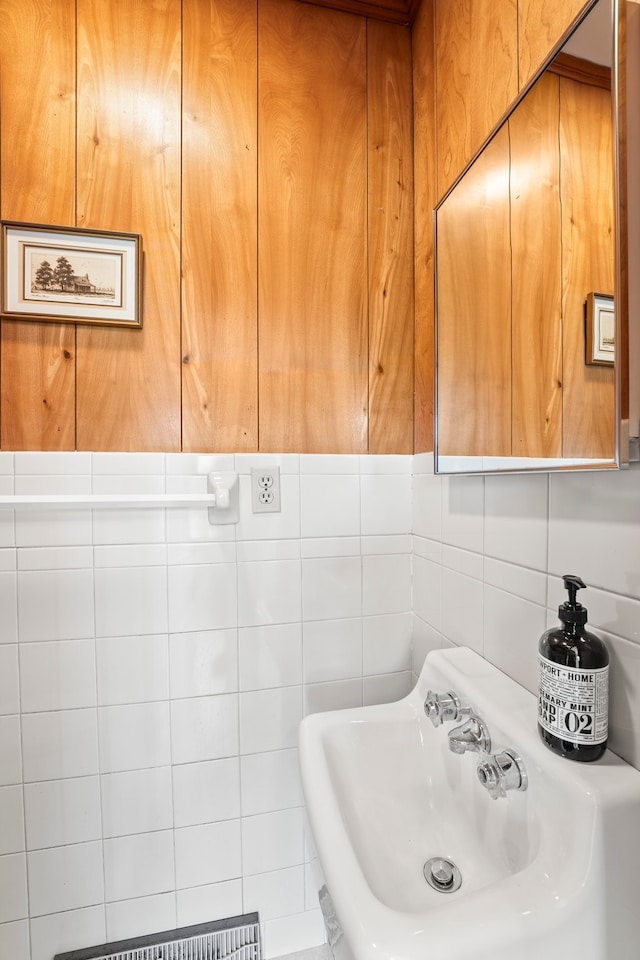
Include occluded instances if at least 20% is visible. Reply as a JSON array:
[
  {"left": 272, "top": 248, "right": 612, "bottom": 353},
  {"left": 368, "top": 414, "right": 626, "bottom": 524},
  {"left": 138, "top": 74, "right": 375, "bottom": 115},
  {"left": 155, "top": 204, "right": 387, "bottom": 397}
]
[
  {"left": 585, "top": 292, "right": 614, "bottom": 365},
  {"left": 1, "top": 221, "right": 142, "bottom": 328}
]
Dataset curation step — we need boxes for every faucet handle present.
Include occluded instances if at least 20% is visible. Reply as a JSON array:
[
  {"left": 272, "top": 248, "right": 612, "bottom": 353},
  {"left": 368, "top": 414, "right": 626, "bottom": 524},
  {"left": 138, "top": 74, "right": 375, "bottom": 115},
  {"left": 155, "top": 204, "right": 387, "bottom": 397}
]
[
  {"left": 424, "top": 690, "right": 472, "bottom": 727},
  {"left": 447, "top": 715, "right": 491, "bottom": 754},
  {"left": 477, "top": 749, "right": 528, "bottom": 800}
]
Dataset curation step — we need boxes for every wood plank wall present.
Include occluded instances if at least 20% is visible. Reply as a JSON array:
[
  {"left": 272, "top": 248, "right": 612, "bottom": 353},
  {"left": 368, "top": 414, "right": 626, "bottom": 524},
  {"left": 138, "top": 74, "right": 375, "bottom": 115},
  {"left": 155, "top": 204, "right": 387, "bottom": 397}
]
[
  {"left": 0, "top": 0, "right": 413, "bottom": 453},
  {"left": 413, "top": 0, "right": 592, "bottom": 452}
]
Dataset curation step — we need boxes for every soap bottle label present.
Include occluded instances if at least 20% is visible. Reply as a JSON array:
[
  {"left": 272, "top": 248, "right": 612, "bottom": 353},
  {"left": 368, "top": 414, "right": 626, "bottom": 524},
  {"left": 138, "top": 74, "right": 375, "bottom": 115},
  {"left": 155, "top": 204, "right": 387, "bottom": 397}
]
[{"left": 538, "top": 654, "right": 609, "bottom": 745}]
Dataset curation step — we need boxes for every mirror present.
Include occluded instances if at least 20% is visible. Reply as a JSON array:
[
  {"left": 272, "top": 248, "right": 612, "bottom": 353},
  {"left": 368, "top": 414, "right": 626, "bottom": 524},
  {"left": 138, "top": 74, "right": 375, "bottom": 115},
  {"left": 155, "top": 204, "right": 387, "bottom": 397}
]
[{"left": 434, "top": 0, "right": 627, "bottom": 474}]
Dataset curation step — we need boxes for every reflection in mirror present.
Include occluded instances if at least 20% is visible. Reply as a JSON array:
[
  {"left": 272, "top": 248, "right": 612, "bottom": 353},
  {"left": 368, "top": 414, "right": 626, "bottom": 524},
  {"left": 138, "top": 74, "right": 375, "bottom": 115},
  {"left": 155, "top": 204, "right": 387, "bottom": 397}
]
[{"left": 434, "top": 0, "right": 625, "bottom": 474}]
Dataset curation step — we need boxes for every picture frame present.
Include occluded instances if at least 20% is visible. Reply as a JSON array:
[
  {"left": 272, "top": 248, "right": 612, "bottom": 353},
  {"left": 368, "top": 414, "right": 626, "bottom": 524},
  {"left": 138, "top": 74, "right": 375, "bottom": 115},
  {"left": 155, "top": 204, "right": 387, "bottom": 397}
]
[
  {"left": 1, "top": 221, "right": 142, "bottom": 328},
  {"left": 585, "top": 291, "right": 614, "bottom": 366}
]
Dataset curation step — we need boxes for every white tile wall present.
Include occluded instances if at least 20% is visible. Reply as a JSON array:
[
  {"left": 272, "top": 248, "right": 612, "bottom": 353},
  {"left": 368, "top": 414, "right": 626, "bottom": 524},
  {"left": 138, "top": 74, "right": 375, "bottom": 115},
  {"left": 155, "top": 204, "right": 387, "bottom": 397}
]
[
  {"left": 8, "top": 450, "right": 640, "bottom": 960},
  {"left": 412, "top": 453, "right": 640, "bottom": 772},
  {"left": 0, "top": 453, "right": 413, "bottom": 960}
]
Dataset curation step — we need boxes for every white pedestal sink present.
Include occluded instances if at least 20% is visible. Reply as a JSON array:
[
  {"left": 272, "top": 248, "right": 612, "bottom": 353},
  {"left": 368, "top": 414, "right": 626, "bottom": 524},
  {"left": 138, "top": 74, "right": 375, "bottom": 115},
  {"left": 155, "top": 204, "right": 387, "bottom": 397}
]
[{"left": 299, "top": 647, "right": 640, "bottom": 960}]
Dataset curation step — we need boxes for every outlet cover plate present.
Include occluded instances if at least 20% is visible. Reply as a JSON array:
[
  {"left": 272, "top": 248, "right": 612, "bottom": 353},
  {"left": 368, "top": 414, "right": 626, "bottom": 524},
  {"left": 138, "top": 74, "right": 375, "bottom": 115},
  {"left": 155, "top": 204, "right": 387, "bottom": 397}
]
[{"left": 251, "top": 466, "right": 281, "bottom": 513}]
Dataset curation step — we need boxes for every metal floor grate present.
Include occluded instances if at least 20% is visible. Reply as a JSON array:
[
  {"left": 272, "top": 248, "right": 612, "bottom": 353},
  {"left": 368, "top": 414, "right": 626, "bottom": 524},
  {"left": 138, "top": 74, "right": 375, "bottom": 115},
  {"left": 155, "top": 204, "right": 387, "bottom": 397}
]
[{"left": 54, "top": 914, "right": 261, "bottom": 960}]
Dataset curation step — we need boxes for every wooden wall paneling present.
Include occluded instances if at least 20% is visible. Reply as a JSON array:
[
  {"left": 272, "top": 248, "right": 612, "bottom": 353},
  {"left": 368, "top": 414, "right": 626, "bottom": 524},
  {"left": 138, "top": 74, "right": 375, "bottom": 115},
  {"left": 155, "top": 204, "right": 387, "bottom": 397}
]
[
  {"left": 75, "top": 0, "right": 182, "bottom": 451},
  {"left": 412, "top": 0, "right": 436, "bottom": 453},
  {"left": 436, "top": 126, "right": 512, "bottom": 458},
  {"left": 258, "top": 0, "right": 368, "bottom": 452},
  {"left": 0, "top": 0, "right": 76, "bottom": 450},
  {"left": 182, "top": 0, "right": 258, "bottom": 452},
  {"left": 518, "top": 0, "right": 590, "bottom": 90},
  {"left": 509, "top": 73, "right": 563, "bottom": 458},
  {"left": 367, "top": 19, "right": 414, "bottom": 454},
  {"left": 560, "top": 78, "right": 615, "bottom": 458},
  {"left": 435, "top": 0, "right": 518, "bottom": 200}
]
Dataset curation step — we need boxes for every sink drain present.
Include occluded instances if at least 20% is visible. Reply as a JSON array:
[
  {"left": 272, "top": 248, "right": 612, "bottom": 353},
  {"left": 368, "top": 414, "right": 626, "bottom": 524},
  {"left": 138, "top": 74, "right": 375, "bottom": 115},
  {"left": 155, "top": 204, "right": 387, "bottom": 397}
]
[{"left": 423, "top": 857, "right": 462, "bottom": 894}]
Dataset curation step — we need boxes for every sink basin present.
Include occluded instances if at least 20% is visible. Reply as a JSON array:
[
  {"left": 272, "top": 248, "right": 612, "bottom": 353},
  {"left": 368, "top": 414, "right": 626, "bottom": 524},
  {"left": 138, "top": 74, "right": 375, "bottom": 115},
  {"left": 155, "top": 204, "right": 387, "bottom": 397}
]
[{"left": 299, "top": 647, "right": 640, "bottom": 960}]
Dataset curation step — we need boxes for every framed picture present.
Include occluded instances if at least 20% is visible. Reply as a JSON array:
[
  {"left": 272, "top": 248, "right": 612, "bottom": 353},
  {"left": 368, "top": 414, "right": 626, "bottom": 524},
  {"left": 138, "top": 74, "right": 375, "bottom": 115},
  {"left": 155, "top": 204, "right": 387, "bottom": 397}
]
[
  {"left": 1, "top": 221, "right": 142, "bottom": 328},
  {"left": 585, "top": 292, "right": 614, "bottom": 365}
]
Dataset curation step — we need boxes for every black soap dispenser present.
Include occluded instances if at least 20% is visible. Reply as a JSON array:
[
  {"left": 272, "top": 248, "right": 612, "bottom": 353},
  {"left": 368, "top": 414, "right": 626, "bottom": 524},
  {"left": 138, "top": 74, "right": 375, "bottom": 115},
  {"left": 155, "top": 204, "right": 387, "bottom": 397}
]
[{"left": 538, "top": 574, "right": 609, "bottom": 762}]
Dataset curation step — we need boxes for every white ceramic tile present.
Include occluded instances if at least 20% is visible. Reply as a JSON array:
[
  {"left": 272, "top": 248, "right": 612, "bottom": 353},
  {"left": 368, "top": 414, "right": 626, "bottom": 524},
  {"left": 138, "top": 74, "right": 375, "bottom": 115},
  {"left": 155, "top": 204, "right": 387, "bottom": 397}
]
[
  {"left": 262, "top": 909, "right": 325, "bottom": 959},
  {"left": 92, "top": 475, "right": 164, "bottom": 495},
  {"left": 412, "top": 472, "right": 442, "bottom": 540},
  {"left": 0, "top": 853, "right": 28, "bottom": 923},
  {"left": 604, "top": 631, "right": 640, "bottom": 768},
  {"left": 362, "top": 612, "right": 412, "bottom": 675},
  {"left": 302, "top": 619, "right": 362, "bottom": 683},
  {"left": 484, "top": 473, "right": 548, "bottom": 570},
  {"left": 15, "top": 476, "right": 90, "bottom": 496},
  {"left": 19, "top": 640, "right": 96, "bottom": 713},
  {"left": 241, "top": 808, "right": 303, "bottom": 876},
  {"left": 361, "top": 534, "right": 412, "bottom": 555},
  {"left": 91, "top": 453, "right": 165, "bottom": 475},
  {"left": 546, "top": 578, "right": 640, "bottom": 646},
  {"left": 441, "top": 568, "right": 484, "bottom": 654},
  {"left": 103, "top": 830, "right": 174, "bottom": 902},
  {"left": 236, "top": 476, "right": 301, "bottom": 542},
  {"left": 17, "top": 546, "right": 92, "bottom": 571},
  {"left": 94, "top": 541, "right": 167, "bottom": 569},
  {"left": 299, "top": 455, "right": 358, "bottom": 475},
  {"left": 92, "top": 509, "right": 165, "bottom": 546},
  {"left": 303, "top": 679, "right": 363, "bottom": 715},
  {"left": 243, "top": 865, "right": 304, "bottom": 921},
  {"left": 174, "top": 820, "right": 241, "bottom": 889},
  {"left": 166, "top": 474, "right": 209, "bottom": 495},
  {"left": 236, "top": 540, "right": 300, "bottom": 562},
  {"left": 28, "top": 841, "right": 104, "bottom": 916},
  {"left": 412, "top": 555, "right": 442, "bottom": 630},
  {"left": 360, "top": 475, "right": 411, "bottom": 536},
  {"left": 412, "top": 535, "right": 441, "bottom": 563},
  {"left": 15, "top": 510, "right": 91, "bottom": 548},
  {"left": 0, "top": 647, "right": 19, "bottom": 715},
  {"left": 170, "top": 629, "right": 238, "bottom": 698},
  {"left": 411, "top": 615, "right": 446, "bottom": 675},
  {"left": 0, "top": 549, "right": 16, "bottom": 572},
  {"left": 95, "top": 566, "right": 168, "bottom": 638},
  {"left": 0, "top": 452, "right": 13, "bottom": 474},
  {"left": 235, "top": 454, "right": 300, "bottom": 475},
  {"left": 100, "top": 767, "right": 173, "bottom": 838},
  {"left": 0, "top": 575, "right": 17, "bottom": 645},
  {"left": 15, "top": 453, "right": 91, "bottom": 476},
  {"left": 0, "top": 717, "right": 22, "bottom": 786},
  {"left": 363, "top": 671, "right": 413, "bottom": 705},
  {"left": 170, "top": 694, "right": 238, "bottom": 764},
  {"left": 0, "top": 516, "right": 15, "bottom": 550},
  {"left": 98, "top": 702, "right": 170, "bottom": 773},
  {"left": 301, "top": 557, "right": 361, "bottom": 622},
  {"left": 176, "top": 880, "right": 243, "bottom": 927},
  {"left": 17, "top": 569, "right": 93, "bottom": 643},
  {"left": 97, "top": 634, "right": 169, "bottom": 705},
  {"left": 360, "top": 454, "right": 412, "bottom": 475},
  {"left": 483, "top": 557, "right": 547, "bottom": 606},
  {"left": 300, "top": 537, "right": 361, "bottom": 559},
  {"left": 168, "top": 563, "right": 236, "bottom": 633},
  {"left": 239, "top": 687, "right": 302, "bottom": 755},
  {"left": 0, "top": 786, "right": 24, "bottom": 855},
  {"left": 167, "top": 541, "right": 236, "bottom": 565},
  {"left": 106, "top": 893, "right": 176, "bottom": 942},
  {"left": 166, "top": 453, "right": 235, "bottom": 475},
  {"left": 24, "top": 777, "right": 101, "bottom": 850},
  {"left": 482, "top": 585, "right": 547, "bottom": 696},
  {"left": 362, "top": 554, "right": 411, "bottom": 616},
  {"left": 238, "top": 560, "right": 301, "bottom": 628},
  {"left": 549, "top": 466, "right": 640, "bottom": 599},
  {"left": 22, "top": 709, "right": 98, "bottom": 782},
  {"left": 240, "top": 749, "right": 302, "bottom": 817},
  {"left": 441, "top": 544, "right": 483, "bottom": 580},
  {"left": 300, "top": 475, "right": 360, "bottom": 539},
  {"left": 239, "top": 623, "right": 302, "bottom": 690},
  {"left": 0, "top": 919, "right": 29, "bottom": 960},
  {"left": 166, "top": 508, "right": 236, "bottom": 544},
  {"left": 29, "top": 906, "right": 105, "bottom": 960},
  {"left": 441, "top": 474, "right": 484, "bottom": 552},
  {"left": 173, "top": 757, "right": 240, "bottom": 827}
]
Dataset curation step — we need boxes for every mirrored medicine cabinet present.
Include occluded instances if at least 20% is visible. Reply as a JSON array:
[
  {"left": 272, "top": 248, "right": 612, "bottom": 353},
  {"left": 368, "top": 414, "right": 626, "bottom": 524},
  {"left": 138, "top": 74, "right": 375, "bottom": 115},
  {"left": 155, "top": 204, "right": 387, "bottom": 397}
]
[{"left": 434, "top": 0, "right": 635, "bottom": 475}]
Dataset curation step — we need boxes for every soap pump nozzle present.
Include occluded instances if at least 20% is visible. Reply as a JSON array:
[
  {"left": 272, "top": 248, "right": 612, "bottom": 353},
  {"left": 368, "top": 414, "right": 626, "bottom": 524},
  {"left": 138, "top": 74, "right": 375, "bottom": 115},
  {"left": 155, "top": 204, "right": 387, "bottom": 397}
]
[{"left": 560, "top": 574, "right": 588, "bottom": 625}]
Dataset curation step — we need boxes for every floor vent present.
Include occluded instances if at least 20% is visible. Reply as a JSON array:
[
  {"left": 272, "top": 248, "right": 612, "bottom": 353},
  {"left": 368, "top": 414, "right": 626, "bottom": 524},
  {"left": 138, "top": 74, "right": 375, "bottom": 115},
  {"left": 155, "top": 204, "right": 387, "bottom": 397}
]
[{"left": 54, "top": 914, "right": 261, "bottom": 960}]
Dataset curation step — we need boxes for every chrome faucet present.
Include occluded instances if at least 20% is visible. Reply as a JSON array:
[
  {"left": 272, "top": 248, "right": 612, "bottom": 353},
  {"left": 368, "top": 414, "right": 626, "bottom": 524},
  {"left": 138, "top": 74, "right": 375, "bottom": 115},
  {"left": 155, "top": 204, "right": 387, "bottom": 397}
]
[
  {"left": 476, "top": 749, "right": 528, "bottom": 800},
  {"left": 447, "top": 715, "right": 491, "bottom": 754},
  {"left": 424, "top": 690, "right": 472, "bottom": 727}
]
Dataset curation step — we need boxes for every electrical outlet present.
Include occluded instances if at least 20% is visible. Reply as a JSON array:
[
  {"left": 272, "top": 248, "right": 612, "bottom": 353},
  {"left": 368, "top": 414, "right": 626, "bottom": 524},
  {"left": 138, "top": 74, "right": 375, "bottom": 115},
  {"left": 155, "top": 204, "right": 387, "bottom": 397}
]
[{"left": 251, "top": 466, "right": 281, "bottom": 513}]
